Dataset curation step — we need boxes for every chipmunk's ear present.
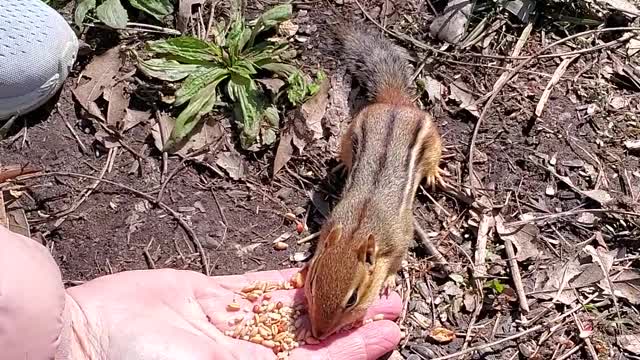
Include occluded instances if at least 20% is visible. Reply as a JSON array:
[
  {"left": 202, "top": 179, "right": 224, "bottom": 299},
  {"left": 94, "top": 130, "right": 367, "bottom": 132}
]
[
  {"left": 324, "top": 224, "right": 343, "bottom": 249},
  {"left": 357, "top": 233, "right": 376, "bottom": 273}
]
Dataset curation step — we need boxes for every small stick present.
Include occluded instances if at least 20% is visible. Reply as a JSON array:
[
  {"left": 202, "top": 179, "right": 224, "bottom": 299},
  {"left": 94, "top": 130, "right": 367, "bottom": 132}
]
[
  {"left": 156, "top": 160, "right": 186, "bottom": 203},
  {"left": 535, "top": 55, "right": 579, "bottom": 117},
  {"left": 413, "top": 219, "right": 449, "bottom": 269},
  {"left": 212, "top": 190, "right": 228, "bottom": 227},
  {"left": 297, "top": 232, "right": 320, "bottom": 244},
  {"left": 57, "top": 106, "right": 88, "bottom": 154},
  {"left": 495, "top": 214, "right": 530, "bottom": 313},
  {"left": 506, "top": 208, "right": 640, "bottom": 227},
  {"left": 474, "top": 214, "right": 493, "bottom": 278},
  {"left": 431, "top": 325, "right": 545, "bottom": 360},
  {"left": 555, "top": 343, "right": 583, "bottom": 360},
  {"left": 144, "top": 237, "right": 156, "bottom": 269},
  {"left": 51, "top": 151, "right": 111, "bottom": 228}
]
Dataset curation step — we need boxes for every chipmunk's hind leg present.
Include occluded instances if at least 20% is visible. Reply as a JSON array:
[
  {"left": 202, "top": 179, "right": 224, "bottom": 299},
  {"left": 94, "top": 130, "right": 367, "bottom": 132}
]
[{"left": 421, "top": 127, "right": 445, "bottom": 190}]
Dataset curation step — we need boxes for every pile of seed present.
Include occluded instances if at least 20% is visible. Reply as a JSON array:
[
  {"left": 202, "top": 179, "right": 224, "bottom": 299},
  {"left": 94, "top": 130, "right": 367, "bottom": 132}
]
[
  {"left": 223, "top": 271, "right": 387, "bottom": 359},
  {"left": 223, "top": 272, "right": 313, "bottom": 359}
]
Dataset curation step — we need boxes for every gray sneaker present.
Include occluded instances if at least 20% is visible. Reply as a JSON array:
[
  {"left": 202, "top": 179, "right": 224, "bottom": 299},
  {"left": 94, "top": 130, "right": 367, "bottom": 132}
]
[{"left": 0, "top": 0, "right": 79, "bottom": 121}]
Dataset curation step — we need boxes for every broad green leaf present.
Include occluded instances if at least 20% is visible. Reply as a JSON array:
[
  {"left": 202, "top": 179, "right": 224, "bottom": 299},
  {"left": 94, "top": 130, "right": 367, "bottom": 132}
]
[
  {"left": 128, "top": 0, "right": 174, "bottom": 20},
  {"left": 247, "top": 4, "right": 292, "bottom": 48},
  {"left": 138, "top": 58, "right": 205, "bottom": 81},
  {"left": 147, "top": 37, "right": 220, "bottom": 64},
  {"left": 96, "top": 0, "right": 128, "bottom": 29},
  {"left": 175, "top": 67, "right": 229, "bottom": 106},
  {"left": 231, "top": 60, "right": 257, "bottom": 77},
  {"left": 170, "top": 81, "right": 221, "bottom": 145},
  {"left": 262, "top": 105, "right": 279, "bottom": 127},
  {"left": 260, "top": 63, "right": 298, "bottom": 77},
  {"left": 261, "top": 127, "right": 277, "bottom": 146},
  {"left": 259, "top": 4, "right": 292, "bottom": 27},
  {"left": 286, "top": 71, "right": 307, "bottom": 106},
  {"left": 227, "top": 79, "right": 261, "bottom": 149},
  {"left": 74, "top": 0, "right": 96, "bottom": 27},
  {"left": 226, "top": 17, "right": 248, "bottom": 58}
]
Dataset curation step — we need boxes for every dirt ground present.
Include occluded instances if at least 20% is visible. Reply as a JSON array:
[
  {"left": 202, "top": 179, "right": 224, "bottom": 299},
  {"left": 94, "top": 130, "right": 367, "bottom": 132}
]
[{"left": 2, "top": 0, "right": 640, "bottom": 359}]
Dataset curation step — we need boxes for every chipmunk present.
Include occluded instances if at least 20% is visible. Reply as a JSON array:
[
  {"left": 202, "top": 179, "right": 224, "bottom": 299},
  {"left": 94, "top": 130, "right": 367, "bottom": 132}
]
[{"left": 303, "top": 26, "right": 443, "bottom": 340}]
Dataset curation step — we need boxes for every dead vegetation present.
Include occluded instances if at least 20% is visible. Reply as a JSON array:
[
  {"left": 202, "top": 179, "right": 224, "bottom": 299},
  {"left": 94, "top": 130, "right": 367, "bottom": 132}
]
[{"left": 2, "top": 0, "right": 640, "bottom": 359}]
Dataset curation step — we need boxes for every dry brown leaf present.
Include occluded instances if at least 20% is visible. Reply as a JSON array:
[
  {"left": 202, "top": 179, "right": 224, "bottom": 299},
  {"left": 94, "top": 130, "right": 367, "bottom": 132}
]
[
  {"left": 619, "top": 334, "right": 640, "bottom": 355},
  {"left": 256, "top": 78, "right": 285, "bottom": 94},
  {"left": 449, "top": 80, "right": 480, "bottom": 117},
  {"left": 599, "top": 269, "right": 640, "bottom": 305},
  {"left": 216, "top": 151, "right": 246, "bottom": 180},
  {"left": 582, "top": 189, "right": 613, "bottom": 204},
  {"left": 150, "top": 113, "right": 173, "bottom": 152},
  {"left": 429, "top": 0, "right": 471, "bottom": 44},
  {"left": 533, "top": 259, "right": 582, "bottom": 304},
  {"left": 94, "top": 130, "right": 120, "bottom": 149},
  {"left": 273, "top": 130, "right": 294, "bottom": 176},
  {"left": 625, "top": 139, "right": 640, "bottom": 150},
  {"left": 176, "top": 0, "right": 204, "bottom": 33},
  {"left": 105, "top": 81, "right": 129, "bottom": 129},
  {"left": 72, "top": 47, "right": 122, "bottom": 110},
  {"left": 496, "top": 215, "right": 541, "bottom": 262},
  {"left": 325, "top": 68, "right": 352, "bottom": 155},
  {"left": 424, "top": 76, "right": 444, "bottom": 103},
  {"left": 123, "top": 109, "right": 151, "bottom": 132},
  {"left": 429, "top": 327, "right": 455, "bottom": 343},
  {"left": 599, "top": 0, "right": 640, "bottom": 15},
  {"left": 300, "top": 77, "right": 330, "bottom": 141}
]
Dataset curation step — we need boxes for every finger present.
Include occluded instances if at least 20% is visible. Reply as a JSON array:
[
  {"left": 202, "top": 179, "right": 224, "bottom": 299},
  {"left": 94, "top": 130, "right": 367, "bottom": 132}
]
[
  {"left": 364, "top": 291, "right": 403, "bottom": 321},
  {"left": 290, "top": 320, "right": 401, "bottom": 360}
]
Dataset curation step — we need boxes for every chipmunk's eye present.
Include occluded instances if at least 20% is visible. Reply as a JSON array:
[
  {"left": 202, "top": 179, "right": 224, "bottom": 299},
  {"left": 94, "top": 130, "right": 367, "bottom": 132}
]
[{"left": 346, "top": 290, "right": 358, "bottom": 308}]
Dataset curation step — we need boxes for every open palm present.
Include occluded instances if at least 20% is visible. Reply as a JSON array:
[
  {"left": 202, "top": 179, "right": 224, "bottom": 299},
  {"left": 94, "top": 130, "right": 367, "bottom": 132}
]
[{"left": 66, "top": 267, "right": 403, "bottom": 360}]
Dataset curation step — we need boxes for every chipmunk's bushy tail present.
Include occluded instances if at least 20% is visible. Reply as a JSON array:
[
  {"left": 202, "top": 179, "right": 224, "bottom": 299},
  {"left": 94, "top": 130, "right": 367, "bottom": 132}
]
[{"left": 334, "top": 25, "right": 414, "bottom": 105}]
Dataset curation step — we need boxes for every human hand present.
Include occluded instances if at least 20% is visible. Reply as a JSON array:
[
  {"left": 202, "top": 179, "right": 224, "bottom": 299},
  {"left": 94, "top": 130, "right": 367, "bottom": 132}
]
[{"left": 66, "top": 267, "right": 402, "bottom": 360}]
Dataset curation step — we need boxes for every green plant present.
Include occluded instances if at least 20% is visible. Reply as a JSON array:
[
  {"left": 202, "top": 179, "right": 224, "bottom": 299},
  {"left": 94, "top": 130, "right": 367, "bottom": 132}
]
[
  {"left": 74, "top": 0, "right": 174, "bottom": 29},
  {"left": 287, "top": 70, "right": 326, "bottom": 106},
  {"left": 138, "top": 3, "right": 311, "bottom": 151},
  {"left": 485, "top": 279, "right": 506, "bottom": 294}
]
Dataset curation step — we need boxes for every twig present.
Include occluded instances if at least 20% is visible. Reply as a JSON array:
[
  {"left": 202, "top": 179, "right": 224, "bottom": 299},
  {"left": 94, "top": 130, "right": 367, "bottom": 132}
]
[
  {"left": 17, "top": 171, "right": 210, "bottom": 275},
  {"left": 155, "top": 113, "right": 169, "bottom": 182},
  {"left": 156, "top": 159, "right": 186, "bottom": 203},
  {"left": 413, "top": 219, "right": 449, "bottom": 269},
  {"left": 432, "top": 325, "right": 545, "bottom": 360},
  {"left": 571, "top": 313, "right": 598, "bottom": 360},
  {"left": 420, "top": 185, "right": 451, "bottom": 216},
  {"left": 56, "top": 106, "right": 88, "bottom": 155},
  {"left": 496, "top": 214, "right": 530, "bottom": 313},
  {"left": 535, "top": 55, "right": 579, "bottom": 117},
  {"left": 143, "top": 237, "right": 156, "bottom": 269},
  {"left": 473, "top": 213, "right": 493, "bottom": 279},
  {"left": 508, "top": 207, "right": 640, "bottom": 227},
  {"left": 297, "top": 231, "right": 320, "bottom": 244},
  {"left": 555, "top": 343, "right": 583, "bottom": 360},
  {"left": 354, "top": 8, "right": 640, "bottom": 62},
  {"left": 49, "top": 151, "right": 111, "bottom": 228},
  {"left": 211, "top": 190, "right": 228, "bottom": 227}
]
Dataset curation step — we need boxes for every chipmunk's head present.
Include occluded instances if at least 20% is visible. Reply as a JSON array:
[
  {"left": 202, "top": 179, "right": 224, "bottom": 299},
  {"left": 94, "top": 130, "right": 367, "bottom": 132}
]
[{"left": 304, "top": 224, "right": 379, "bottom": 340}]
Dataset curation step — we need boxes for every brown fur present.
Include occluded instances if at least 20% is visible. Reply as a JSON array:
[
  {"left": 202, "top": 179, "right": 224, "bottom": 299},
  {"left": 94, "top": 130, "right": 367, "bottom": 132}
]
[{"left": 304, "top": 26, "right": 443, "bottom": 340}]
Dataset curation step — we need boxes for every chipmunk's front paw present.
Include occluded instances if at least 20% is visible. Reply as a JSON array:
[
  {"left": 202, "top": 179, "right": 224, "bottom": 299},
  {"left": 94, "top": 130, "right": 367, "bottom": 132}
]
[
  {"left": 426, "top": 167, "right": 450, "bottom": 190},
  {"left": 380, "top": 275, "right": 397, "bottom": 297}
]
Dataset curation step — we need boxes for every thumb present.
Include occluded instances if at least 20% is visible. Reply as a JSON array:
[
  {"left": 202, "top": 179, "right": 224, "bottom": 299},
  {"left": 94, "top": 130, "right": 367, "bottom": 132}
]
[{"left": 290, "top": 320, "right": 402, "bottom": 360}]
